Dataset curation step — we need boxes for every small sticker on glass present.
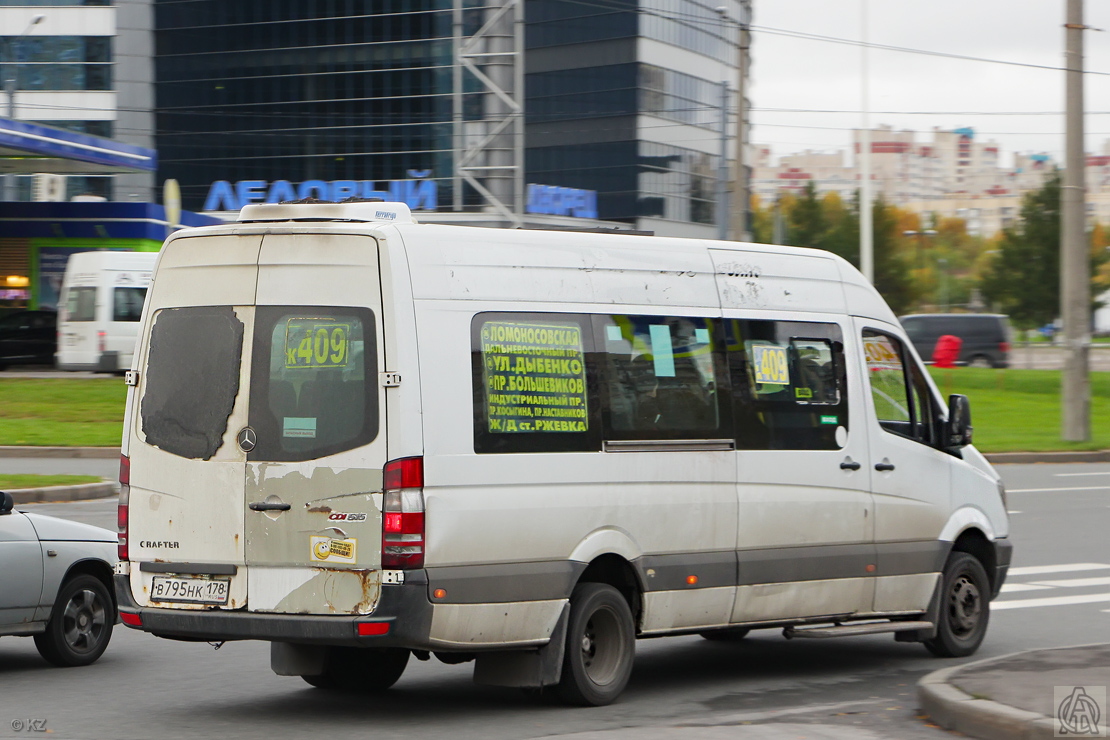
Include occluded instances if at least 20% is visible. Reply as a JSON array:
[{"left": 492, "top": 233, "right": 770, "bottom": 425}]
[
  {"left": 820, "top": 415, "right": 838, "bottom": 425},
  {"left": 695, "top": 328, "right": 710, "bottom": 344},
  {"left": 283, "top": 417, "right": 317, "bottom": 439}
]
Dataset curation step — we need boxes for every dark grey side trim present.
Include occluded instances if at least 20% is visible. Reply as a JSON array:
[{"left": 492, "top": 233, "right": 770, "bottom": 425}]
[
  {"left": 139, "top": 562, "right": 238, "bottom": 576},
  {"left": 426, "top": 561, "right": 587, "bottom": 604},
  {"left": 737, "top": 543, "right": 873, "bottom": 585},
  {"left": 639, "top": 551, "right": 736, "bottom": 592},
  {"left": 874, "top": 540, "right": 948, "bottom": 577}
]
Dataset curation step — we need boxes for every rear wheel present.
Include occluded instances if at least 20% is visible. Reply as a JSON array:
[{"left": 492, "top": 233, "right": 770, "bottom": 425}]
[
  {"left": 557, "top": 583, "right": 635, "bottom": 706},
  {"left": 968, "top": 355, "right": 993, "bottom": 368},
  {"left": 301, "top": 647, "right": 410, "bottom": 691},
  {"left": 699, "top": 627, "right": 751, "bottom": 642},
  {"left": 924, "top": 552, "right": 990, "bottom": 658},
  {"left": 34, "top": 574, "right": 114, "bottom": 667}
]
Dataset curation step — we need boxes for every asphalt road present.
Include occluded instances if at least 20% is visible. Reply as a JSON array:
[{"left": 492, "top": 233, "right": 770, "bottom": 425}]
[{"left": 1, "top": 462, "right": 1107, "bottom": 740}]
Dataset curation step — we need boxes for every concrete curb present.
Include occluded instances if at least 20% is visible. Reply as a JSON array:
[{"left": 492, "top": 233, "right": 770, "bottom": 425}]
[
  {"left": 7, "top": 481, "right": 117, "bottom": 504},
  {"left": 984, "top": 449, "right": 1110, "bottom": 464},
  {"left": 917, "top": 647, "right": 1110, "bottom": 740}
]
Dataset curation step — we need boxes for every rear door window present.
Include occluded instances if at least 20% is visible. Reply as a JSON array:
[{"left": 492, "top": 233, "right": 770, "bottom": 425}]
[
  {"left": 141, "top": 306, "right": 244, "bottom": 460},
  {"left": 247, "top": 306, "right": 378, "bottom": 461}
]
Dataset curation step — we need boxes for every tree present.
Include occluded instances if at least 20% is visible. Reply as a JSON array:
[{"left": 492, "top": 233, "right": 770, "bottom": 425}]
[
  {"left": 980, "top": 174, "right": 1062, "bottom": 330},
  {"left": 785, "top": 181, "right": 825, "bottom": 249}
]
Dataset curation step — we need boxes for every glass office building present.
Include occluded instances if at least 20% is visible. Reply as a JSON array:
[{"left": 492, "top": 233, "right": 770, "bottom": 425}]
[
  {"left": 154, "top": 0, "right": 457, "bottom": 211},
  {"left": 525, "top": 0, "right": 747, "bottom": 234},
  {"left": 149, "top": 1, "right": 748, "bottom": 233}
]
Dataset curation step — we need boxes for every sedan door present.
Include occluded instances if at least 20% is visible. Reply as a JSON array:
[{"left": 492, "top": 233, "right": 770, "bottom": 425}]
[{"left": 0, "top": 511, "right": 44, "bottom": 627}]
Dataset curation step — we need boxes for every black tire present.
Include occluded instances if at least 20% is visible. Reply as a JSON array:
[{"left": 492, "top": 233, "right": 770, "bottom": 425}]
[
  {"left": 699, "top": 627, "right": 751, "bottom": 642},
  {"left": 34, "top": 574, "right": 114, "bottom": 667},
  {"left": 301, "top": 647, "right": 410, "bottom": 691},
  {"left": 924, "top": 552, "right": 990, "bottom": 658},
  {"left": 557, "top": 583, "right": 635, "bottom": 707}
]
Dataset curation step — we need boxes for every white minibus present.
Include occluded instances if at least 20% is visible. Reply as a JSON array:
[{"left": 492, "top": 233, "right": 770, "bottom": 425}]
[
  {"left": 56, "top": 250, "right": 157, "bottom": 373},
  {"left": 114, "top": 202, "right": 1010, "bottom": 706}
]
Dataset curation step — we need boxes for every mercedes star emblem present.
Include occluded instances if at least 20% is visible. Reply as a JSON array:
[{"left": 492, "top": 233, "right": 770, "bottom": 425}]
[{"left": 237, "top": 427, "right": 257, "bottom": 452}]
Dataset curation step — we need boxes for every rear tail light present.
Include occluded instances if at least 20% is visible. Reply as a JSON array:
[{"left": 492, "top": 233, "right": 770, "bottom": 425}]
[
  {"left": 98, "top": 330, "right": 106, "bottom": 354},
  {"left": 1000, "top": 341, "right": 1010, "bottom": 354},
  {"left": 118, "top": 454, "right": 130, "bottom": 561},
  {"left": 382, "top": 456, "right": 424, "bottom": 569}
]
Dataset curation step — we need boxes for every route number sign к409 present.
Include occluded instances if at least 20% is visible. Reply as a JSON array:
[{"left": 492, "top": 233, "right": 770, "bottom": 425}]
[{"left": 285, "top": 319, "right": 351, "bottom": 369}]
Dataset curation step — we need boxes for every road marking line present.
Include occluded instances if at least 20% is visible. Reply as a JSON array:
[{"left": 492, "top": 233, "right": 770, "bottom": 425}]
[
  {"left": 1007, "top": 563, "right": 1110, "bottom": 576},
  {"left": 1000, "top": 583, "right": 1052, "bottom": 593},
  {"left": 993, "top": 592, "right": 1110, "bottom": 610},
  {"left": 1055, "top": 471, "right": 1110, "bottom": 477},
  {"left": 1030, "top": 576, "right": 1110, "bottom": 588},
  {"left": 1007, "top": 486, "right": 1110, "bottom": 493}
]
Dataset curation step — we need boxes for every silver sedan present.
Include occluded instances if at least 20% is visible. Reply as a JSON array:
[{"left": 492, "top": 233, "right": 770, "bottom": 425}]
[{"left": 0, "top": 492, "right": 117, "bottom": 666}]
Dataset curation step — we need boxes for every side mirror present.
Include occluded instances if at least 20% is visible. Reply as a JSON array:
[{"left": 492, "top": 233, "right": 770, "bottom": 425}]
[
  {"left": 947, "top": 394, "right": 973, "bottom": 448},
  {"left": 0, "top": 491, "right": 13, "bottom": 515}
]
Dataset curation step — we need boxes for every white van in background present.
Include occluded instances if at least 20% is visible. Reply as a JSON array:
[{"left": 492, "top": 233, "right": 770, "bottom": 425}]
[
  {"left": 56, "top": 251, "right": 157, "bottom": 373},
  {"left": 114, "top": 202, "right": 1010, "bottom": 706}
]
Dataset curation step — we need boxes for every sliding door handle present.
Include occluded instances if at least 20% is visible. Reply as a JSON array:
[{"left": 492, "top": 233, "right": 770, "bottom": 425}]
[
  {"left": 874, "top": 461, "right": 896, "bottom": 472},
  {"left": 840, "top": 459, "right": 861, "bottom": 471}
]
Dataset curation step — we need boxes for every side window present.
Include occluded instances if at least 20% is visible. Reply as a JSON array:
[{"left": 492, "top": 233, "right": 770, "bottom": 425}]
[
  {"left": 113, "top": 287, "right": 147, "bottom": 322},
  {"left": 65, "top": 286, "right": 97, "bottom": 321},
  {"left": 863, "top": 330, "right": 937, "bottom": 446},
  {"left": 597, "top": 315, "right": 726, "bottom": 440},
  {"left": 472, "top": 313, "right": 600, "bottom": 454},
  {"left": 727, "top": 319, "right": 847, "bottom": 450}
]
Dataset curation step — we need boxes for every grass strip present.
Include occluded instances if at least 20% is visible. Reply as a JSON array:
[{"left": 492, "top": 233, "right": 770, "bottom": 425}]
[
  {"left": 0, "top": 378, "right": 127, "bottom": 447},
  {"left": 0, "top": 474, "right": 104, "bottom": 489}
]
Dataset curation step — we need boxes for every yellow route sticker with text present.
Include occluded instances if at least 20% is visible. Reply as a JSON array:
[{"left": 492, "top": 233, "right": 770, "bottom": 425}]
[
  {"left": 310, "top": 536, "right": 358, "bottom": 563},
  {"left": 752, "top": 344, "right": 790, "bottom": 385}
]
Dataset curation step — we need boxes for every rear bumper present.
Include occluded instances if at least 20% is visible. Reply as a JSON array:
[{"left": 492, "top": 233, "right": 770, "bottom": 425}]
[{"left": 114, "top": 571, "right": 434, "bottom": 648}]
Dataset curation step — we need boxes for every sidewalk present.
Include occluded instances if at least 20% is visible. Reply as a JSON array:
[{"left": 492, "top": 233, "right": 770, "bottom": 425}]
[{"left": 918, "top": 644, "right": 1110, "bottom": 739}]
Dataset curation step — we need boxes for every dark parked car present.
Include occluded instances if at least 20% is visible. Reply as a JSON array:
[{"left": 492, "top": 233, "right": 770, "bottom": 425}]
[
  {"left": 899, "top": 313, "right": 1013, "bottom": 368},
  {"left": 0, "top": 309, "right": 57, "bottom": 370}
]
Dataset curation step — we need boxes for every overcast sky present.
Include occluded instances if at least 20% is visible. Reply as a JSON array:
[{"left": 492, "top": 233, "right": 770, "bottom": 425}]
[{"left": 748, "top": 0, "right": 1110, "bottom": 167}]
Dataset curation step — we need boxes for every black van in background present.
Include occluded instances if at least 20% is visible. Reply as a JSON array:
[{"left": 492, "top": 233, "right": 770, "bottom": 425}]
[{"left": 899, "top": 313, "right": 1014, "bottom": 368}]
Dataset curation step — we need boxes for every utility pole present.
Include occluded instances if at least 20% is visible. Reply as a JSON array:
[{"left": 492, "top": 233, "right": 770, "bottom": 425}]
[
  {"left": 716, "top": 80, "right": 729, "bottom": 240},
  {"left": 1062, "top": 0, "right": 1090, "bottom": 441},
  {"left": 724, "top": 2, "right": 751, "bottom": 242},
  {"left": 859, "top": 0, "right": 873, "bottom": 283}
]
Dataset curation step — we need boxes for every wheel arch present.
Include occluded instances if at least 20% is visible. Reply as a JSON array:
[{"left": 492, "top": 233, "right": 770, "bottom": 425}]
[
  {"left": 61, "top": 558, "right": 117, "bottom": 612},
  {"left": 948, "top": 528, "right": 997, "bottom": 595},
  {"left": 575, "top": 554, "right": 644, "bottom": 631}
]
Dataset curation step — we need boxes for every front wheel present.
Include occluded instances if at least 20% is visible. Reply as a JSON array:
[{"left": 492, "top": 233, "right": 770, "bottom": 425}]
[
  {"left": 924, "top": 552, "right": 990, "bottom": 658},
  {"left": 557, "top": 583, "right": 635, "bottom": 706},
  {"left": 302, "top": 647, "right": 410, "bottom": 691},
  {"left": 34, "top": 574, "right": 115, "bottom": 667}
]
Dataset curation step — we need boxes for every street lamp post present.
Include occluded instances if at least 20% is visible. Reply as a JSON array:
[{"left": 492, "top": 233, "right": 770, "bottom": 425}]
[{"left": 3, "top": 13, "right": 46, "bottom": 202}]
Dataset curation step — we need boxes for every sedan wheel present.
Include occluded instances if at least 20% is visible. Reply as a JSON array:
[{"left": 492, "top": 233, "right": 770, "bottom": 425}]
[{"left": 34, "top": 574, "right": 115, "bottom": 667}]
